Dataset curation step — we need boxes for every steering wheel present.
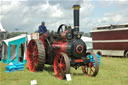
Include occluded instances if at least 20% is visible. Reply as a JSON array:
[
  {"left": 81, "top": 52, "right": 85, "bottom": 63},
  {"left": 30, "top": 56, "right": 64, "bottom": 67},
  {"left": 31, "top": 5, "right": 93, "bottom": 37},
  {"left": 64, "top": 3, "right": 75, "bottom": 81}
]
[{"left": 57, "top": 24, "right": 67, "bottom": 34}]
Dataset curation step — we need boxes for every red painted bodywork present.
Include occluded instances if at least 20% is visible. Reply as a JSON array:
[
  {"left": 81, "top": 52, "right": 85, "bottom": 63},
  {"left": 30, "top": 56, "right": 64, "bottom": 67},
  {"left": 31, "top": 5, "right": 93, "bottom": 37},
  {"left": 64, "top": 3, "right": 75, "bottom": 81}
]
[
  {"left": 39, "top": 32, "right": 68, "bottom": 53},
  {"left": 61, "top": 30, "right": 67, "bottom": 40},
  {"left": 75, "top": 59, "right": 84, "bottom": 62},
  {"left": 39, "top": 33, "right": 47, "bottom": 48},
  {"left": 39, "top": 32, "right": 68, "bottom": 55},
  {"left": 52, "top": 41, "right": 68, "bottom": 53}
]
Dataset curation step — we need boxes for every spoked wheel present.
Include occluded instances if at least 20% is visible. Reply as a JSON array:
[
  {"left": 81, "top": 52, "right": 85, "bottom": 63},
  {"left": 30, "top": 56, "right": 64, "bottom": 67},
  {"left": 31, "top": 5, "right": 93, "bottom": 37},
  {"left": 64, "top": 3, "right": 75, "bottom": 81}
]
[
  {"left": 27, "top": 39, "right": 46, "bottom": 72},
  {"left": 82, "top": 52, "right": 99, "bottom": 77},
  {"left": 54, "top": 52, "right": 70, "bottom": 79}
]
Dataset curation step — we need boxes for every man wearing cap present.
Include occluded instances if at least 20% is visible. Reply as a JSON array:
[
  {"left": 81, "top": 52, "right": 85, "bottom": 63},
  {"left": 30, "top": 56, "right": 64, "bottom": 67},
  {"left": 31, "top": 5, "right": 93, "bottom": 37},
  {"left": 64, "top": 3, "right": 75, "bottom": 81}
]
[{"left": 38, "top": 21, "right": 48, "bottom": 36}]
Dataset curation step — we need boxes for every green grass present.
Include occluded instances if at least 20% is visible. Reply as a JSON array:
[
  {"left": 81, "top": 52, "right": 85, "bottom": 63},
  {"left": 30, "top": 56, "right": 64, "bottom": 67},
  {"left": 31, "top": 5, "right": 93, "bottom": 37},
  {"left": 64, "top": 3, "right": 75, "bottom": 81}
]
[{"left": 0, "top": 57, "right": 128, "bottom": 85}]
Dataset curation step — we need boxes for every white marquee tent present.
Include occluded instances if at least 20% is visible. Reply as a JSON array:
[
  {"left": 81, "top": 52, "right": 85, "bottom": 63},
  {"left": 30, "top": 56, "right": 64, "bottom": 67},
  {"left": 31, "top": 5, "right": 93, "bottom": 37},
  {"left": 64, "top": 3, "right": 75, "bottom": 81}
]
[
  {"left": 81, "top": 36, "right": 93, "bottom": 49},
  {"left": 0, "top": 23, "right": 6, "bottom": 32}
]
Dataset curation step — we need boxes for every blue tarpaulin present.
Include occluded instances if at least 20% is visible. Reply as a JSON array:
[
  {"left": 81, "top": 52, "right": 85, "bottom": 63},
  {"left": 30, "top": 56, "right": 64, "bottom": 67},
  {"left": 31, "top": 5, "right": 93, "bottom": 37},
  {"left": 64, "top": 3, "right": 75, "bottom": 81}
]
[
  {"left": 5, "top": 62, "right": 24, "bottom": 72},
  {"left": 87, "top": 54, "right": 101, "bottom": 65}
]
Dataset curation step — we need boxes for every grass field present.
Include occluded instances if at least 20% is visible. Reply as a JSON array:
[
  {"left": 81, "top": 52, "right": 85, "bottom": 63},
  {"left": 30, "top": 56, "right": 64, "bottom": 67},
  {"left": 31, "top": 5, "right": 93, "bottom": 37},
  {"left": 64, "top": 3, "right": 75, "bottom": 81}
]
[{"left": 0, "top": 57, "right": 128, "bottom": 85}]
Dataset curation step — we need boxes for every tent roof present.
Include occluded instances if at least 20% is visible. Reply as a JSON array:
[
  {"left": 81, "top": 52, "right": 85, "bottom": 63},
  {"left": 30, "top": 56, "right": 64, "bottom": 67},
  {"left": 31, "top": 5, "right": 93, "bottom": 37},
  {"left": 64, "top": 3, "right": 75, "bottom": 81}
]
[
  {"left": 81, "top": 36, "right": 92, "bottom": 42},
  {"left": 0, "top": 23, "right": 6, "bottom": 32},
  {"left": 2, "top": 34, "right": 26, "bottom": 46}
]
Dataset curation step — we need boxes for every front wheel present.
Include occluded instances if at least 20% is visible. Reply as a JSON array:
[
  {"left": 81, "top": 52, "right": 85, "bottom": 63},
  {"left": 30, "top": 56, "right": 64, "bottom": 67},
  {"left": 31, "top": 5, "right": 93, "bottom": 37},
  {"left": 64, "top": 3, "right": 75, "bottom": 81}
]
[
  {"left": 82, "top": 52, "right": 99, "bottom": 77},
  {"left": 54, "top": 52, "right": 70, "bottom": 79}
]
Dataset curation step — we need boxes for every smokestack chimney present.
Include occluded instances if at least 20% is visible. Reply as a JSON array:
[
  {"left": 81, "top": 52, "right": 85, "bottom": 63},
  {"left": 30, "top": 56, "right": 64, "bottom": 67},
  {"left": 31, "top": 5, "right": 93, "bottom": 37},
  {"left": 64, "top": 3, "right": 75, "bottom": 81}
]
[{"left": 73, "top": 5, "right": 80, "bottom": 32}]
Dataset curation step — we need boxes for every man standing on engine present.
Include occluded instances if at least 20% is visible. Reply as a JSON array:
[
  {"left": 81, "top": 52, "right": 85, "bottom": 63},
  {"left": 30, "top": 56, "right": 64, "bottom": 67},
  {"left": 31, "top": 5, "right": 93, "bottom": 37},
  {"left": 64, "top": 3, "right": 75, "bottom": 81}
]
[{"left": 38, "top": 21, "right": 48, "bottom": 36}]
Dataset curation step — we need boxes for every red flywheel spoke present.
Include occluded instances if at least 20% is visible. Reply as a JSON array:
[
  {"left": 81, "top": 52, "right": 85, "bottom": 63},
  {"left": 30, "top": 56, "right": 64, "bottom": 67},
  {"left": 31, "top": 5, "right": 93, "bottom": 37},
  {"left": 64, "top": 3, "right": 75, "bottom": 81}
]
[{"left": 54, "top": 52, "right": 70, "bottom": 79}]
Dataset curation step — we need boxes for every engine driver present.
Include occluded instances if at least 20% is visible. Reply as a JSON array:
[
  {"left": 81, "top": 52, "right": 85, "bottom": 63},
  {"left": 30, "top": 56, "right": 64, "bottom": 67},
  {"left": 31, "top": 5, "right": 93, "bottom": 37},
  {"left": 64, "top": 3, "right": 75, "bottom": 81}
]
[{"left": 38, "top": 21, "right": 48, "bottom": 36}]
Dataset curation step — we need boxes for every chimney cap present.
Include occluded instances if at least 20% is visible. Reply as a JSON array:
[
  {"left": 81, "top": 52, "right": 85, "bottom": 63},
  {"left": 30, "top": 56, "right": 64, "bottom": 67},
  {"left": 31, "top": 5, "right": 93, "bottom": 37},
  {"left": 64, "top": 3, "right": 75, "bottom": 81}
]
[{"left": 73, "top": 5, "right": 80, "bottom": 10}]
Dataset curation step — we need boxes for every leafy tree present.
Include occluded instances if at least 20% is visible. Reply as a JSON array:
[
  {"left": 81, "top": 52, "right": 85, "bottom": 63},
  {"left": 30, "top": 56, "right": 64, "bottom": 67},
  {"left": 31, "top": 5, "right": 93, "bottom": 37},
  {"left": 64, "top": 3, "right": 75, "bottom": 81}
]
[{"left": 7, "top": 32, "right": 28, "bottom": 38}]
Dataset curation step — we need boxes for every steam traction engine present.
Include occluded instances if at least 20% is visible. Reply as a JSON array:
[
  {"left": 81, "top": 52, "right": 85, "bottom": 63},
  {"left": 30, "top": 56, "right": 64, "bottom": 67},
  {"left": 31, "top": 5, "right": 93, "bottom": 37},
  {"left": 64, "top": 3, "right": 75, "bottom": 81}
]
[{"left": 27, "top": 5, "right": 99, "bottom": 79}]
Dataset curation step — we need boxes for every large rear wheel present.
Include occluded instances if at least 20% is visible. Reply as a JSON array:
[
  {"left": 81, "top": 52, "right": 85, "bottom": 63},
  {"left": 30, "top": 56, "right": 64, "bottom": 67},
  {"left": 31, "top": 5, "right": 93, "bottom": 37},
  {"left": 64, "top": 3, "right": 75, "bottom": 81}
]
[
  {"left": 54, "top": 52, "right": 70, "bottom": 79},
  {"left": 82, "top": 52, "right": 99, "bottom": 77},
  {"left": 27, "top": 39, "right": 45, "bottom": 72}
]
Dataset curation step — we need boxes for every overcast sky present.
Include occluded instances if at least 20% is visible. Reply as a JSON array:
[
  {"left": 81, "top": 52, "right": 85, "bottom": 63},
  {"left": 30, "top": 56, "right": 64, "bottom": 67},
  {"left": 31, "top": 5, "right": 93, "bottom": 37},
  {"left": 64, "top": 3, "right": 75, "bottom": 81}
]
[{"left": 0, "top": 0, "right": 128, "bottom": 33}]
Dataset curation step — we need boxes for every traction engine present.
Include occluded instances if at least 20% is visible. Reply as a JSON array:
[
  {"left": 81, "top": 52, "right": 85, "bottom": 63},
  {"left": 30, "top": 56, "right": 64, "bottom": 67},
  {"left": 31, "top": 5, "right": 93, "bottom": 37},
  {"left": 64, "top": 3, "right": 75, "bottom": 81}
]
[{"left": 27, "top": 5, "right": 99, "bottom": 79}]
